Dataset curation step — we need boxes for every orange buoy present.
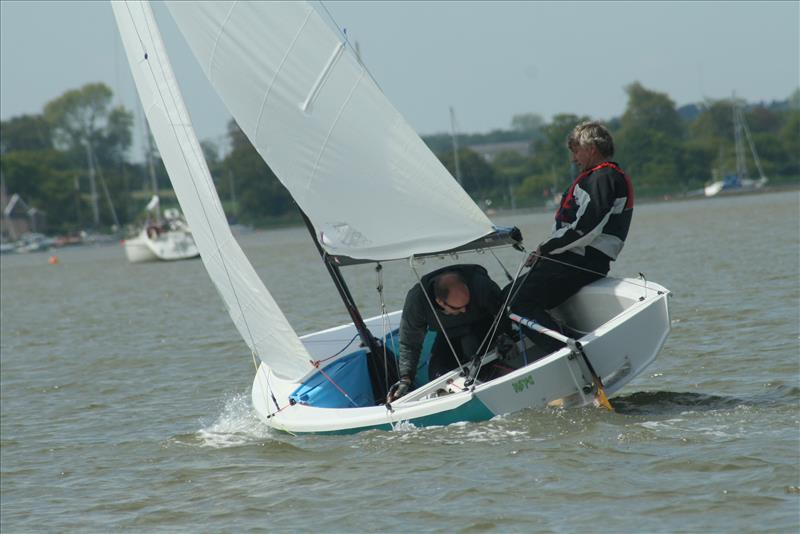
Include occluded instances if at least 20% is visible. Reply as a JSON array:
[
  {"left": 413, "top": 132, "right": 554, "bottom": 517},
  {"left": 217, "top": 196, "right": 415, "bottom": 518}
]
[{"left": 48, "top": 255, "right": 59, "bottom": 265}]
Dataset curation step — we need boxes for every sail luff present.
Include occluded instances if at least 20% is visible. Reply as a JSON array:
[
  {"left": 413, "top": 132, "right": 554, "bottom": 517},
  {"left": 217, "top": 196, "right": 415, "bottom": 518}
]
[
  {"left": 111, "top": 0, "right": 312, "bottom": 380},
  {"left": 165, "top": 1, "right": 497, "bottom": 262}
]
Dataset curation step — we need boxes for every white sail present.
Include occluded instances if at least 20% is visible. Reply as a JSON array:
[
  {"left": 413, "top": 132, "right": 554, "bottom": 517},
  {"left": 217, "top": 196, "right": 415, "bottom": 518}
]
[
  {"left": 112, "top": 1, "right": 312, "bottom": 380},
  {"left": 165, "top": 1, "right": 495, "bottom": 262}
]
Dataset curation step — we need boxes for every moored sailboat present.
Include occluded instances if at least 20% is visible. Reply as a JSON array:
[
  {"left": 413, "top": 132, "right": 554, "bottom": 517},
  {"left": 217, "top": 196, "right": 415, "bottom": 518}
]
[
  {"left": 113, "top": 0, "right": 671, "bottom": 434},
  {"left": 123, "top": 195, "right": 199, "bottom": 263},
  {"left": 704, "top": 95, "right": 768, "bottom": 197}
]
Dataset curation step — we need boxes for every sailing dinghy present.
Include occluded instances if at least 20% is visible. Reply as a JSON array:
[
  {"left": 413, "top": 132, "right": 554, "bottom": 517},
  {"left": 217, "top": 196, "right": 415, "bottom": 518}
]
[{"left": 113, "top": 0, "right": 671, "bottom": 434}]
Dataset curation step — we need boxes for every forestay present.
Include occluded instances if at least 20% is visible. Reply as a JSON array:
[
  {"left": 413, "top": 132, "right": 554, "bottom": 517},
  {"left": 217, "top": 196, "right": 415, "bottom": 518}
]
[
  {"left": 166, "top": 1, "right": 495, "bottom": 262},
  {"left": 112, "top": 1, "right": 312, "bottom": 380}
]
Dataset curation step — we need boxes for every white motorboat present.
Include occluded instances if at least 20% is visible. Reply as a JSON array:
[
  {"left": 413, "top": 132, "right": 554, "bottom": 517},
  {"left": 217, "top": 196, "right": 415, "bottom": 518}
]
[{"left": 113, "top": 0, "right": 671, "bottom": 434}]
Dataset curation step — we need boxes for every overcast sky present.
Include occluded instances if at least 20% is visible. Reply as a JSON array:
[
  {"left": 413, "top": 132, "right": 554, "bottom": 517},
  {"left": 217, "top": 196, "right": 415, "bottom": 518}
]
[{"left": 1, "top": 1, "right": 798, "bottom": 157}]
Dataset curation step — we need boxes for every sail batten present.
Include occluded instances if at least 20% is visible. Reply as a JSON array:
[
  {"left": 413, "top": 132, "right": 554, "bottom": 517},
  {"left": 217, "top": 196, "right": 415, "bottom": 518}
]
[
  {"left": 166, "top": 1, "right": 496, "bottom": 261},
  {"left": 112, "top": 0, "right": 312, "bottom": 380}
]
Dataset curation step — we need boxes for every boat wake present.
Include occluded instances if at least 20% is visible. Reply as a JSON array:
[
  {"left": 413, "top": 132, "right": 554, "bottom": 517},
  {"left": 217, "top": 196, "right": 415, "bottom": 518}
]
[
  {"left": 612, "top": 385, "right": 798, "bottom": 415},
  {"left": 195, "top": 393, "right": 273, "bottom": 448},
  {"left": 168, "top": 393, "right": 278, "bottom": 449}
]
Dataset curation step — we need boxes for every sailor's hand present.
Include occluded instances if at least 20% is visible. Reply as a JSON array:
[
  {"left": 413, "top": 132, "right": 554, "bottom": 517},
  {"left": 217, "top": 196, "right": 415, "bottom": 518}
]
[
  {"left": 525, "top": 247, "right": 542, "bottom": 268},
  {"left": 387, "top": 377, "right": 412, "bottom": 402},
  {"left": 495, "top": 333, "right": 518, "bottom": 360}
]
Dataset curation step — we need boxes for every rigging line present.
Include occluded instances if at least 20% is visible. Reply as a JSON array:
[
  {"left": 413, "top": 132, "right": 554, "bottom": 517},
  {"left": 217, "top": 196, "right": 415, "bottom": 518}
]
[
  {"left": 505, "top": 251, "right": 658, "bottom": 306},
  {"left": 374, "top": 263, "right": 397, "bottom": 396},
  {"left": 89, "top": 146, "right": 121, "bottom": 228},
  {"left": 488, "top": 247, "right": 514, "bottom": 282},
  {"left": 376, "top": 263, "right": 389, "bottom": 392},
  {"left": 256, "top": 360, "right": 295, "bottom": 435},
  {"left": 469, "top": 254, "right": 529, "bottom": 386},
  {"left": 739, "top": 109, "right": 767, "bottom": 180},
  {"left": 538, "top": 254, "right": 655, "bottom": 291},
  {"left": 317, "top": 1, "right": 386, "bottom": 94},
  {"left": 251, "top": 349, "right": 295, "bottom": 430},
  {"left": 304, "top": 337, "right": 366, "bottom": 344},
  {"left": 313, "top": 332, "right": 360, "bottom": 365},
  {"left": 251, "top": 349, "right": 277, "bottom": 414},
  {"left": 312, "top": 362, "right": 360, "bottom": 408},
  {"left": 408, "top": 256, "right": 465, "bottom": 374},
  {"left": 129, "top": 2, "right": 268, "bottom": 364},
  {"left": 476, "top": 253, "right": 527, "bottom": 359}
]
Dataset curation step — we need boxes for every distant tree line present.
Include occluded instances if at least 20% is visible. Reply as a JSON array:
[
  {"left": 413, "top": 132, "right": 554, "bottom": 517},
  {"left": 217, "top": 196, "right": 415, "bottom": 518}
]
[{"left": 1, "top": 81, "right": 798, "bottom": 234}]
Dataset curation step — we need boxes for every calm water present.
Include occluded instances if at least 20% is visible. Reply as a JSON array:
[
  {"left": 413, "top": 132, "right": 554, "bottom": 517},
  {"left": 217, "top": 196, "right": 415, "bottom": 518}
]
[{"left": 2, "top": 191, "right": 798, "bottom": 532}]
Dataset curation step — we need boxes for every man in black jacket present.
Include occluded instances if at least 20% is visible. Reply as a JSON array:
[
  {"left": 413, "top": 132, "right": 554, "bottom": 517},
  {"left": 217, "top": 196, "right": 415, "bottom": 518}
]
[
  {"left": 508, "top": 121, "right": 633, "bottom": 317},
  {"left": 388, "top": 264, "right": 503, "bottom": 401}
]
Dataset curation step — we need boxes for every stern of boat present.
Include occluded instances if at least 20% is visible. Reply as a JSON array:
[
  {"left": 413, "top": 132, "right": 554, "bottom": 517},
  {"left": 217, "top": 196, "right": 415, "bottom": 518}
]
[{"left": 550, "top": 277, "right": 671, "bottom": 395}]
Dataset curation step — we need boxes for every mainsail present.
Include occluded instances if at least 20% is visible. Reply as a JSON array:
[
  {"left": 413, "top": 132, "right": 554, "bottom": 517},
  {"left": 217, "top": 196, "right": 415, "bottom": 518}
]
[
  {"left": 165, "top": 1, "right": 496, "bottom": 262},
  {"left": 112, "top": 1, "right": 312, "bottom": 380}
]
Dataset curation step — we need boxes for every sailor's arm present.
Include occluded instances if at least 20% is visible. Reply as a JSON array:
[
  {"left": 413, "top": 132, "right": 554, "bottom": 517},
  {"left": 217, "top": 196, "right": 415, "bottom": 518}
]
[
  {"left": 539, "top": 171, "right": 618, "bottom": 256},
  {"left": 397, "top": 287, "right": 428, "bottom": 381}
]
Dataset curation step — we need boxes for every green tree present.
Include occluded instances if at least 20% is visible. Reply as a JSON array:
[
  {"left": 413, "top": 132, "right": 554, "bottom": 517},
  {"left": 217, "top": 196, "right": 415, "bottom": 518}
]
[
  {"left": 536, "top": 114, "right": 588, "bottom": 168},
  {"left": 615, "top": 83, "right": 687, "bottom": 191},
  {"left": 0, "top": 115, "right": 52, "bottom": 152},
  {"left": 619, "top": 82, "right": 684, "bottom": 138},
  {"left": 43, "top": 83, "right": 133, "bottom": 170},
  {"left": 0, "top": 149, "right": 79, "bottom": 233},
  {"left": 46, "top": 84, "right": 113, "bottom": 150},
  {"left": 511, "top": 112, "right": 545, "bottom": 135},
  {"left": 511, "top": 114, "right": 590, "bottom": 206},
  {"left": 222, "top": 120, "right": 292, "bottom": 222},
  {"left": 778, "top": 110, "right": 800, "bottom": 176},
  {"left": 42, "top": 83, "right": 134, "bottom": 228},
  {"left": 438, "top": 147, "right": 495, "bottom": 196},
  {"left": 689, "top": 99, "right": 734, "bottom": 142}
]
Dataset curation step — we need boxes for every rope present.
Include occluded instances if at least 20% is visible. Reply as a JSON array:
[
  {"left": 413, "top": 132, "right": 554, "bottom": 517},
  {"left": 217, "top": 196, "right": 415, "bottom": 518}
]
[
  {"left": 532, "top": 253, "right": 655, "bottom": 292},
  {"left": 489, "top": 247, "right": 514, "bottom": 282},
  {"left": 311, "top": 332, "right": 360, "bottom": 366},
  {"left": 318, "top": 1, "right": 387, "bottom": 93},
  {"left": 375, "top": 263, "right": 394, "bottom": 393},
  {"left": 468, "top": 253, "right": 529, "bottom": 388},
  {"left": 311, "top": 360, "right": 360, "bottom": 408},
  {"left": 251, "top": 350, "right": 294, "bottom": 429}
]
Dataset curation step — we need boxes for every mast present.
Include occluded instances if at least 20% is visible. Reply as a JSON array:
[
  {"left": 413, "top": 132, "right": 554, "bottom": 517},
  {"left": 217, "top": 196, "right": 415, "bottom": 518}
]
[
  {"left": 228, "top": 170, "right": 238, "bottom": 221},
  {"left": 144, "top": 119, "right": 161, "bottom": 223},
  {"left": 299, "top": 210, "right": 396, "bottom": 400},
  {"left": 85, "top": 141, "right": 100, "bottom": 228},
  {"left": 732, "top": 94, "right": 748, "bottom": 184},
  {"left": 738, "top": 104, "right": 768, "bottom": 182},
  {"left": 90, "top": 146, "right": 121, "bottom": 230},
  {"left": 449, "top": 106, "right": 463, "bottom": 186}
]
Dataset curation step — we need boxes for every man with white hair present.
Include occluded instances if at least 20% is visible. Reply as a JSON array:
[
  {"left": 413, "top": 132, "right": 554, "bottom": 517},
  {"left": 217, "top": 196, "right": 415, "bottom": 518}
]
[{"left": 509, "top": 121, "right": 634, "bottom": 317}]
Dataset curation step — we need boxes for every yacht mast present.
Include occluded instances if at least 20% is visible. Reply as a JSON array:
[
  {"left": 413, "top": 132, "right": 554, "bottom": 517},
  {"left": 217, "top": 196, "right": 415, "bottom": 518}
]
[
  {"left": 449, "top": 106, "right": 463, "bottom": 186},
  {"left": 85, "top": 141, "right": 100, "bottom": 227},
  {"left": 732, "top": 94, "right": 748, "bottom": 183},
  {"left": 143, "top": 118, "right": 161, "bottom": 223},
  {"left": 738, "top": 105, "right": 768, "bottom": 181}
]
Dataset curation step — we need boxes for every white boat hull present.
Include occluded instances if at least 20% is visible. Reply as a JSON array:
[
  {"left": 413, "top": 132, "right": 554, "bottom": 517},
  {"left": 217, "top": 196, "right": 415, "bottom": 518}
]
[
  {"left": 704, "top": 177, "right": 767, "bottom": 197},
  {"left": 252, "top": 277, "right": 671, "bottom": 434},
  {"left": 124, "top": 228, "right": 199, "bottom": 263}
]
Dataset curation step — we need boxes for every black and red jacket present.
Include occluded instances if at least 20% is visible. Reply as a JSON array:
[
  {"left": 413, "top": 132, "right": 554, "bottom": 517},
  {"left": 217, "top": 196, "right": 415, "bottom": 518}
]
[{"left": 540, "top": 161, "right": 633, "bottom": 262}]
